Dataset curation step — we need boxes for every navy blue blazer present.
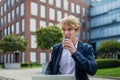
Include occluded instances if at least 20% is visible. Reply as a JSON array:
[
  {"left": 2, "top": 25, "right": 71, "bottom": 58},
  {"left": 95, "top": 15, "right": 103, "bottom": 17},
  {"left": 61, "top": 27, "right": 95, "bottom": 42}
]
[{"left": 45, "top": 41, "right": 97, "bottom": 80}]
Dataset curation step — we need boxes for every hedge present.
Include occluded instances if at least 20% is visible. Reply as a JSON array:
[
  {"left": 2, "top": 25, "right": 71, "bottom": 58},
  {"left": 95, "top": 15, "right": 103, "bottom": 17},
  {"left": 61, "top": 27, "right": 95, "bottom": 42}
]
[
  {"left": 21, "top": 63, "right": 41, "bottom": 67},
  {"left": 96, "top": 59, "right": 120, "bottom": 69}
]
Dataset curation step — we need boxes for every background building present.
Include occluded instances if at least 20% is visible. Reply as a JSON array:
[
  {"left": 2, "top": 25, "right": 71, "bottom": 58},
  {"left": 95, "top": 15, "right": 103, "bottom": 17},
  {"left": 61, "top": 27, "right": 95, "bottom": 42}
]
[
  {"left": 90, "top": 0, "right": 120, "bottom": 58},
  {"left": 0, "top": 0, "right": 90, "bottom": 64}
]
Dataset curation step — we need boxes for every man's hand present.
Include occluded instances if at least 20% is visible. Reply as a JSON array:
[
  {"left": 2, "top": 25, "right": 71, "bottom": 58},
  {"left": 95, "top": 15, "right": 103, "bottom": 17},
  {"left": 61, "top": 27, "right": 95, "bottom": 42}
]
[{"left": 62, "top": 38, "right": 76, "bottom": 54}]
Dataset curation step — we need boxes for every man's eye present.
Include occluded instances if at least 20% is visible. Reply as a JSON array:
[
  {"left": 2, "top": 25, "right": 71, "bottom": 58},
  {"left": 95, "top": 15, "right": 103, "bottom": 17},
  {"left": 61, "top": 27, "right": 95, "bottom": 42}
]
[
  {"left": 62, "top": 29, "right": 65, "bottom": 31},
  {"left": 68, "top": 29, "right": 71, "bottom": 31}
]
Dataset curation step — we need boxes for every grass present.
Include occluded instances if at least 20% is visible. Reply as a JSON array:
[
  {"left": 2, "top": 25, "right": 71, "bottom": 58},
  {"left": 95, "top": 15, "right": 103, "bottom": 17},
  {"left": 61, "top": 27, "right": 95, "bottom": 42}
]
[
  {"left": 21, "top": 65, "right": 42, "bottom": 69},
  {"left": 0, "top": 65, "right": 3, "bottom": 69},
  {"left": 95, "top": 67, "right": 120, "bottom": 78}
]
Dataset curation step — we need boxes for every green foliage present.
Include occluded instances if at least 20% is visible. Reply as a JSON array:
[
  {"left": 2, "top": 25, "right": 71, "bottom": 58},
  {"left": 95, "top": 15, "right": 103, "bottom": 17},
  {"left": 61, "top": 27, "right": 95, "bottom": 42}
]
[
  {"left": 36, "top": 26, "right": 63, "bottom": 50},
  {"left": 0, "top": 35, "right": 28, "bottom": 53},
  {"left": 98, "top": 40, "right": 120, "bottom": 53},
  {"left": 95, "top": 67, "right": 120, "bottom": 77},
  {"left": 21, "top": 63, "right": 41, "bottom": 68},
  {"left": 96, "top": 59, "right": 120, "bottom": 69}
]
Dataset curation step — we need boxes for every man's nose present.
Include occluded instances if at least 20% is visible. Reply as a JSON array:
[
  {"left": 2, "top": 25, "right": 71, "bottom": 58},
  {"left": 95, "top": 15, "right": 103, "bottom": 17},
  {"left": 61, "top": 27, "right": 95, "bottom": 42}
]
[{"left": 64, "top": 30, "right": 69, "bottom": 35}]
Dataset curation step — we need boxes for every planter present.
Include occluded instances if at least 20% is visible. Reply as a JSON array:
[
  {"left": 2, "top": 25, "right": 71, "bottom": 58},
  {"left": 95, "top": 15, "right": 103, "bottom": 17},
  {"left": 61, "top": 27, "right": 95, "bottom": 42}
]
[
  {"left": 4, "top": 63, "right": 21, "bottom": 69},
  {"left": 41, "top": 63, "right": 48, "bottom": 73}
]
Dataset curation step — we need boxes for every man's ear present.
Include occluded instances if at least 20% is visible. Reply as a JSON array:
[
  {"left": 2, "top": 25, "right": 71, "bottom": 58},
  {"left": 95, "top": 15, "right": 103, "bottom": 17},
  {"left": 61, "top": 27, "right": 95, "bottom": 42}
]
[
  {"left": 76, "top": 27, "right": 81, "bottom": 34},
  {"left": 76, "top": 27, "right": 81, "bottom": 39}
]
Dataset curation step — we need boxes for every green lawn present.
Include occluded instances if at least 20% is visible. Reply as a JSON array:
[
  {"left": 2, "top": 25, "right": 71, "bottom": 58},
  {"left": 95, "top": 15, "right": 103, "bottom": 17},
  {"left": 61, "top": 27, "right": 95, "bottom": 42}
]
[{"left": 95, "top": 67, "right": 120, "bottom": 78}]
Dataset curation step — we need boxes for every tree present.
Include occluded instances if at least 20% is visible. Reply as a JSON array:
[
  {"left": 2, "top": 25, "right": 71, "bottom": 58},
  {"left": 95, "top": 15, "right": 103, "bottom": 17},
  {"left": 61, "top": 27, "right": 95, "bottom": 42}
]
[
  {"left": 0, "top": 35, "right": 28, "bottom": 53},
  {"left": 98, "top": 40, "right": 120, "bottom": 58},
  {"left": 36, "top": 26, "right": 63, "bottom": 50}
]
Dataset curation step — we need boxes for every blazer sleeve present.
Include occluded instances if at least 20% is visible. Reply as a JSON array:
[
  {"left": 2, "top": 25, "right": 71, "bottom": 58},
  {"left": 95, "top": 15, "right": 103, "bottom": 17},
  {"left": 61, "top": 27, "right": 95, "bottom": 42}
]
[
  {"left": 71, "top": 43, "right": 97, "bottom": 75},
  {"left": 45, "top": 46, "right": 55, "bottom": 75},
  {"left": 45, "top": 43, "right": 61, "bottom": 75}
]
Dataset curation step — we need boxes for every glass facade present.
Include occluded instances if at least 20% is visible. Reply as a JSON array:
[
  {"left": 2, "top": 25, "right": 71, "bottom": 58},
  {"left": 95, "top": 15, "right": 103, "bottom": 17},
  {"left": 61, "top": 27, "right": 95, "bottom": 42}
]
[{"left": 90, "top": 0, "right": 120, "bottom": 50}]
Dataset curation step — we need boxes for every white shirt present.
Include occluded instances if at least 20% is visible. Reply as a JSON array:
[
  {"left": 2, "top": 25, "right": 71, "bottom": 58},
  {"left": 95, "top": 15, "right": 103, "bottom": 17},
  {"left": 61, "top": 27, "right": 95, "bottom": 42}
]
[{"left": 59, "top": 42, "right": 78, "bottom": 74}]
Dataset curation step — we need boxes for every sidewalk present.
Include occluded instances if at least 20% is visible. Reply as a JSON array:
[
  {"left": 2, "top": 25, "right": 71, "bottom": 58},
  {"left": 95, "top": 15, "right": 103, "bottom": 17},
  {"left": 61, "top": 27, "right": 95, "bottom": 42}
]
[{"left": 0, "top": 68, "right": 118, "bottom": 80}]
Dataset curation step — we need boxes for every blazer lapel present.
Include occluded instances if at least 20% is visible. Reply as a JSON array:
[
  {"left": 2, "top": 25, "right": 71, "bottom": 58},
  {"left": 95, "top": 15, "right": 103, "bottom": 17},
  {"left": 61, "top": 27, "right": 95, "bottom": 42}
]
[{"left": 54, "top": 45, "right": 63, "bottom": 74}]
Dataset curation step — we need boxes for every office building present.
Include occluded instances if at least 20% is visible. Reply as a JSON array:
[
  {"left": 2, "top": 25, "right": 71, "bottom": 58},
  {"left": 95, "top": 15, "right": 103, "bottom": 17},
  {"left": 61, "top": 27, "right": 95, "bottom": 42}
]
[
  {"left": 0, "top": 0, "right": 90, "bottom": 64},
  {"left": 90, "top": 0, "right": 120, "bottom": 58}
]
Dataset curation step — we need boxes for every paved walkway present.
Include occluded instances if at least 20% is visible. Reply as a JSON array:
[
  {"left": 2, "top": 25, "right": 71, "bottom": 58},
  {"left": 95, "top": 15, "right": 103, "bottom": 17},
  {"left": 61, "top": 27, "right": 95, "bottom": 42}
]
[{"left": 0, "top": 68, "right": 119, "bottom": 80}]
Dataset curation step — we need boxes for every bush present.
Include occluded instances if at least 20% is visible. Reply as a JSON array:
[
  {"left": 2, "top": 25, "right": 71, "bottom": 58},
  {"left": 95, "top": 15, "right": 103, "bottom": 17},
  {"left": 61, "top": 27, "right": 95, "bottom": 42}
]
[
  {"left": 21, "top": 63, "right": 29, "bottom": 67},
  {"left": 21, "top": 62, "right": 41, "bottom": 68},
  {"left": 96, "top": 59, "right": 120, "bottom": 69},
  {"left": 0, "top": 63, "right": 4, "bottom": 68}
]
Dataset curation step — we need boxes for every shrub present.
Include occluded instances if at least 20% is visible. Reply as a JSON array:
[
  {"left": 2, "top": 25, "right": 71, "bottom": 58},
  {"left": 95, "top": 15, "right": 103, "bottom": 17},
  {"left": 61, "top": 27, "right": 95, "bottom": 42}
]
[
  {"left": 96, "top": 59, "right": 120, "bottom": 69},
  {"left": 21, "top": 63, "right": 41, "bottom": 67},
  {"left": 0, "top": 63, "right": 4, "bottom": 68},
  {"left": 21, "top": 63, "right": 29, "bottom": 67}
]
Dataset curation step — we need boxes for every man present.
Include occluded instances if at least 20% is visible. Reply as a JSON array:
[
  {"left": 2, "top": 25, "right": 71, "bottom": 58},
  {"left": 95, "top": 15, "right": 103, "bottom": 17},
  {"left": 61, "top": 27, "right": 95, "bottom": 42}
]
[{"left": 45, "top": 15, "right": 97, "bottom": 80}]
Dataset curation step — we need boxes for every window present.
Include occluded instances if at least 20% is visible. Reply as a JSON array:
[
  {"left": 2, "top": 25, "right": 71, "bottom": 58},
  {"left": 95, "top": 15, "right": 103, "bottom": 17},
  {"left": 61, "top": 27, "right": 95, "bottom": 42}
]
[
  {"left": 40, "top": 52, "right": 46, "bottom": 64},
  {"left": 87, "top": 32, "right": 90, "bottom": 40},
  {"left": 11, "top": 24, "right": 14, "bottom": 33},
  {"left": 8, "top": 12, "right": 11, "bottom": 23},
  {"left": 77, "top": 17, "right": 80, "bottom": 22},
  {"left": 31, "top": 2, "right": 38, "bottom": 16},
  {"left": 30, "top": 52, "right": 36, "bottom": 62},
  {"left": 64, "top": 0, "right": 68, "bottom": 11},
  {"left": 71, "top": 2, "right": 75, "bottom": 13},
  {"left": 4, "top": 3, "right": 7, "bottom": 13},
  {"left": 11, "top": 0, "right": 14, "bottom": 6},
  {"left": 20, "top": 3, "right": 24, "bottom": 16},
  {"left": 87, "top": 21, "right": 89, "bottom": 27},
  {"left": 1, "top": 18, "right": 3, "bottom": 26},
  {"left": 21, "top": 35, "right": 24, "bottom": 39},
  {"left": 16, "top": 0, "right": 19, "bottom": 3},
  {"left": 8, "top": 26, "right": 10, "bottom": 35},
  {"left": 12, "top": 10, "right": 14, "bottom": 21},
  {"left": 64, "top": 12, "right": 68, "bottom": 17},
  {"left": 21, "top": 19, "right": 25, "bottom": 32},
  {"left": 22, "top": 52, "right": 25, "bottom": 63},
  {"left": 83, "top": 31, "right": 86, "bottom": 40},
  {"left": 48, "top": 0, "right": 54, "bottom": 5},
  {"left": 30, "top": 18, "right": 36, "bottom": 32},
  {"left": 0, "top": 6, "right": 2, "bottom": 16},
  {"left": 1, "top": 6, "right": 3, "bottom": 15},
  {"left": 48, "top": 23, "right": 53, "bottom": 26},
  {"left": 16, "top": 22, "right": 19, "bottom": 34},
  {"left": 82, "top": 19, "right": 85, "bottom": 27},
  {"left": 31, "top": 35, "right": 37, "bottom": 48},
  {"left": 16, "top": 7, "right": 19, "bottom": 18},
  {"left": 76, "top": 4, "right": 80, "bottom": 14},
  {"left": 56, "top": 0, "right": 61, "bottom": 8},
  {"left": 57, "top": 10, "right": 62, "bottom": 21},
  {"left": 82, "top": 7, "right": 85, "bottom": 16},
  {"left": 0, "top": 18, "right": 1, "bottom": 26},
  {"left": 40, "top": 0, "right": 46, "bottom": 3},
  {"left": 8, "top": 0, "right": 10, "bottom": 8},
  {"left": 40, "top": 5, "right": 46, "bottom": 18},
  {"left": 4, "top": 28, "right": 7, "bottom": 35},
  {"left": 4, "top": 16, "right": 6, "bottom": 26},
  {"left": 49, "top": 8, "right": 55, "bottom": 20},
  {"left": 40, "top": 20, "right": 46, "bottom": 27}
]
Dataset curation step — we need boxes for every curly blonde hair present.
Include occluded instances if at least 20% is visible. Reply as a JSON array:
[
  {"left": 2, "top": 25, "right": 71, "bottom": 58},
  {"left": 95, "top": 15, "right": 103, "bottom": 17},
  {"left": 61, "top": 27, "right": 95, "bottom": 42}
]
[{"left": 59, "top": 15, "right": 81, "bottom": 30}]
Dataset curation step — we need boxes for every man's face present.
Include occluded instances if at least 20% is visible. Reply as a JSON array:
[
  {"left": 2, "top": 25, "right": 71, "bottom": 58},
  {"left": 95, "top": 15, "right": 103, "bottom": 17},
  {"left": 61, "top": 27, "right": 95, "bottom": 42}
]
[{"left": 61, "top": 25, "right": 78, "bottom": 42}]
